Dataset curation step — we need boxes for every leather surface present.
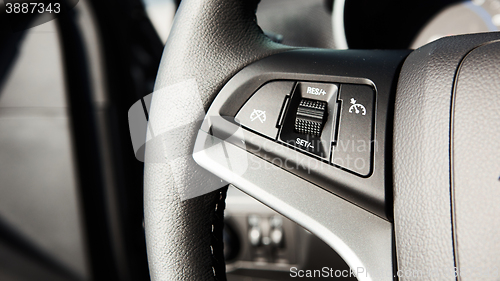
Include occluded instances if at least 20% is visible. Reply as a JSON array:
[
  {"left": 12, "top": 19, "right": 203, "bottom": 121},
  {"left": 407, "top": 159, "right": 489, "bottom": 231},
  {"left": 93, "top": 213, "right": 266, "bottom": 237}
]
[
  {"left": 394, "top": 33, "right": 500, "bottom": 280},
  {"left": 143, "top": 0, "right": 290, "bottom": 280},
  {"left": 452, "top": 41, "right": 500, "bottom": 281},
  {"left": 257, "top": 0, "right": 337, "bottom": 48}
]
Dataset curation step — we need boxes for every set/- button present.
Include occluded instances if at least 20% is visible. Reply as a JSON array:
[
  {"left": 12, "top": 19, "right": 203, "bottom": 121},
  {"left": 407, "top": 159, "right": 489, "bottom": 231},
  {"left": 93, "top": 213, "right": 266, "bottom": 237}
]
[
  {"left": 294, "top": 99, "right": 327, "bottom": 137},
  {"left": 279, "top": 82, "right": 338, "bottom": 160}
]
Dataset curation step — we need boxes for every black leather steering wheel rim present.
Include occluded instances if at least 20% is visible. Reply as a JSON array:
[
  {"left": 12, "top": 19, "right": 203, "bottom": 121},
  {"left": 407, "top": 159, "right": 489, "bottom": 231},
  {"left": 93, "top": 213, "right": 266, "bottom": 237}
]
[{"left": 143, "top": 1, "right": 290, "bottom": 280}]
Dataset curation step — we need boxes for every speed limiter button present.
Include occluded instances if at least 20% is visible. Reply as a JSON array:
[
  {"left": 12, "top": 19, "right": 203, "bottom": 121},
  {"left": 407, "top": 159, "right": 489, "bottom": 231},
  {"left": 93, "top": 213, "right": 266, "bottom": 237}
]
[
  {"left": 235, "top": 81, "right": 295, "bottom": 139},
  {"left": 332, "top": 84, "right": 375, "bottom": 176}
]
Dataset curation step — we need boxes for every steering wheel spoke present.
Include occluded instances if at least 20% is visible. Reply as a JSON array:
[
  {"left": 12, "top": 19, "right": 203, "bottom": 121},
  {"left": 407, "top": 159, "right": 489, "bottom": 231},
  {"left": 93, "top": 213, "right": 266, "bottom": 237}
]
[{"left": 144, "top": 0, "right": 500, "bottom": 280}]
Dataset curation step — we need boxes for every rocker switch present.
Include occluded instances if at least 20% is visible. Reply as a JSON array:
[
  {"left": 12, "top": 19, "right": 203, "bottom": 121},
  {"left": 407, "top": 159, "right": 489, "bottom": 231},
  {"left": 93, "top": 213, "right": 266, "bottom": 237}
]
[{"left": 294, "top": 99, "right": 327, "bottom": 137}]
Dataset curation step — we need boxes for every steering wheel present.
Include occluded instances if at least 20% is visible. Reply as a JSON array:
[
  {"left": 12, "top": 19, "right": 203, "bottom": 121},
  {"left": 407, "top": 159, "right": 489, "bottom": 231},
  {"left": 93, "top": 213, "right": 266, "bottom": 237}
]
[{"left": 144, "top": 0, "right": 500, "bottom": 280}]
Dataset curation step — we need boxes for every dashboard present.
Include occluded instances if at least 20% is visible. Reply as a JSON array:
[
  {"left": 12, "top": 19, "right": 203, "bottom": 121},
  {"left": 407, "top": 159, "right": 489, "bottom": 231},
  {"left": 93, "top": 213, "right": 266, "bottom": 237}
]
[
  {"left": 341, "top": 0, "right": 500, "bottom": 49},
  {"left": 411, "top": 0, "right": 500, "bottom": 48}
]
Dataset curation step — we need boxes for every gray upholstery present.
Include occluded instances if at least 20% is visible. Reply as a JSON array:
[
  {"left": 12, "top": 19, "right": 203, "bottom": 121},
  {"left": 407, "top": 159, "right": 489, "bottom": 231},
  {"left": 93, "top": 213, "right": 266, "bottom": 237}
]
[
  {"left": 143, "top": 0, "right": 290, "bottom": 280},
  {"left": 394, "top": 33, "right": 500, "bottom": 280}
]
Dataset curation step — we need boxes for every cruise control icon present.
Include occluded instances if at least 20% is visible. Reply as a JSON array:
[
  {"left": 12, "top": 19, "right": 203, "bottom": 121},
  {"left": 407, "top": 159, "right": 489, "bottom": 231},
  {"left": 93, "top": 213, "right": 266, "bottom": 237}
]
[
  {"left": 250, "top": 109, "right": 266, "bottom": 123},
  {"left": 348, "top": 98, "right": 367, "bottom": 116}
]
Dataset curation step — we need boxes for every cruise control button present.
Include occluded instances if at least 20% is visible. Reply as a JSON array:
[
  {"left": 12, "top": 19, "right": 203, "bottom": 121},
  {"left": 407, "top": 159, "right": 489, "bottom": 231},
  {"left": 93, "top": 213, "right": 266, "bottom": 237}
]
[
  {"left": 279, "top": 82, "right": 338, "bottom": 159},
  {"left": 332, "top": 84, "right": 374, "bottom": 176},
  {"left": 297, "top": 82, "right": 337, "bottom": 102},
  {"left": 235, "top": 81, "right": 295, "bottom": 139},
  {"left": 294, "top": 99, "right": 327, "bottom": 137}
]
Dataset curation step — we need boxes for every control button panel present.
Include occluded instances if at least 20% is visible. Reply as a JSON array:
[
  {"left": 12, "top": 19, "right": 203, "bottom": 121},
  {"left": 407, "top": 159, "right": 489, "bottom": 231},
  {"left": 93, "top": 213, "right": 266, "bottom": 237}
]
[
  {"left": 235, "top": 81, "right": 294, "bottom": 139},
  {"left": 279, "top": 82, "right": 338, "bottom": 159},
  {"left": 234, "top": 80, "right": 375, "bottom": 177},
  {"left": 332, "top": 84, "right": 374, "bottom": 176}
]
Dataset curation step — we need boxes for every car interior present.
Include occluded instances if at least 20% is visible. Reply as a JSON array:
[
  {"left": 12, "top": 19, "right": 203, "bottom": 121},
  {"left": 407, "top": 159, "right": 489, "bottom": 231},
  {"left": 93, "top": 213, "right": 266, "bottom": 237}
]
[{"left": 0, "top": 0, "right": 499, "bottom": 280}]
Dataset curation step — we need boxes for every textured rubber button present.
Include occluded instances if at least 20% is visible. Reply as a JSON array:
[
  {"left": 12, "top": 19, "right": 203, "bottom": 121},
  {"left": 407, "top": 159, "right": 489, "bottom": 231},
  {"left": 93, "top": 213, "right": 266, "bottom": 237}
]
[{"left": 294, "top": 99, "right": 327, "bottom": 137}]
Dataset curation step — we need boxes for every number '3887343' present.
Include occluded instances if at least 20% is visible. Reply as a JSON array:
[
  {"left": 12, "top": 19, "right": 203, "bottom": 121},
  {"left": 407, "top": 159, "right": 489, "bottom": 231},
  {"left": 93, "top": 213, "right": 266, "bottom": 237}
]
[{"left": 5, "top": 2, "right": 61, "bottom": 14}]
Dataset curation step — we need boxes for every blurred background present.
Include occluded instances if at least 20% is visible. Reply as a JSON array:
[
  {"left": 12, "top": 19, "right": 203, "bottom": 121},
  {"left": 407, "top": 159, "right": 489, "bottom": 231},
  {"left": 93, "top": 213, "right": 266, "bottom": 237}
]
[{"left": 0, "top": 0, "right": 498, "bottom": 280}]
